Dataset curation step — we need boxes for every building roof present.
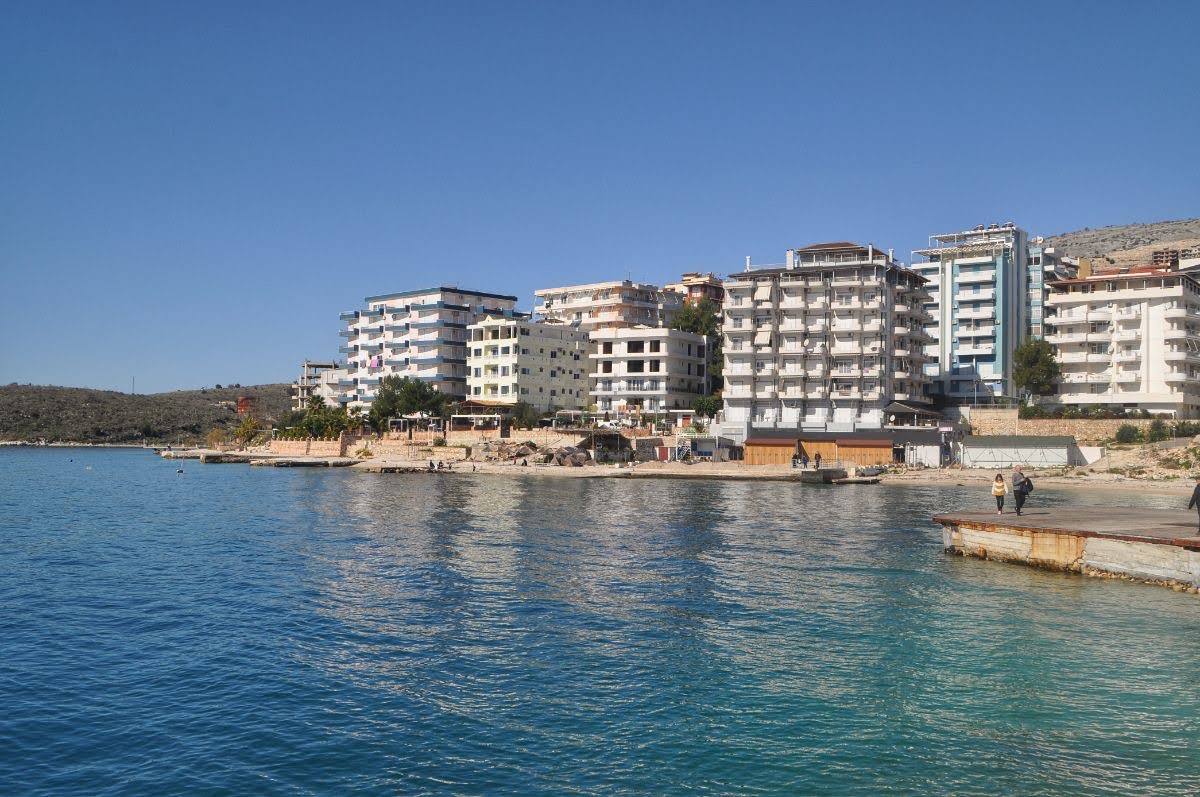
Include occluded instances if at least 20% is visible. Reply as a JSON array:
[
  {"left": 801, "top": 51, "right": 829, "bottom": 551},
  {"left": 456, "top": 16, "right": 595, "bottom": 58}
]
[
  {"left": 792, "top": 241, "right": 863, "bottom": 252},
  {"left": 884, "top": 401, "right": 940, "bottom": 417},
  {"left": 960, "top": 435, "right": 1075, "bottom": 448},
  {"left": 744, "top": 437, "right": 798, "bottom": 447},
  {"left": 835, "top": 438, "right": 893, "bottom": 447}
]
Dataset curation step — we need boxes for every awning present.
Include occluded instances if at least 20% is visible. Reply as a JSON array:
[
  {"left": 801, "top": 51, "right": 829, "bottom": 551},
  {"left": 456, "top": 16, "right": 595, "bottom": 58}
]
[
  {"left": 754, "top": 329, "right": 772, "bottom": 345},
  {"left": 883, "top": 401, "right": 939, "bottom": 417},
  {"left": 753, "top": 284, "right": 773, "bottom": 300}
]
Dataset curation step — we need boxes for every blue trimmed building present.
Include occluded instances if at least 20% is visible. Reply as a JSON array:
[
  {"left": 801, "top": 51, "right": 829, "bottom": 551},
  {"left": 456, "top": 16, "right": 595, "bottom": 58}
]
[{"left": 331, "top": 287, "right": 520, "bottom": 408}]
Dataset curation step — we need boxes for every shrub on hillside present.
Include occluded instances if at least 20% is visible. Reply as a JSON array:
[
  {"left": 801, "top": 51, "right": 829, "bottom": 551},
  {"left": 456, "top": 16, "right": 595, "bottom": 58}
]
[
  {"left": 1114, "top": 424, "right": 1141, "bottom": 444},
  {"left": 1147, "top": 419, "right": 1169, "bottom": 443}
]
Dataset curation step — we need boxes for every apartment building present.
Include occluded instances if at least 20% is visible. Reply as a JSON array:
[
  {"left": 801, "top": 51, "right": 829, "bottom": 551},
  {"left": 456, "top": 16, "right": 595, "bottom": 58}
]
[
  {"left": 466, "top": 316, "right": 589, "bottom": 411},
  {"left": 291, "top": 360, "right": 341, "bottom": 410},
  {"left": 720, "top": 243, "right": 932, "bottom": 439},
  {"left": 335, "top": 287, "right": 519, "bottom": 408},
  {"left": 533, "top": 280, "right": 682, "bottom": 333},
  {"left": 589, "top": 326, "right": 707, "bottom": 415},
  {"left": 665, "top": 271, "right": 725, "bottom": 309},
  {"left": 1027, "top": 237, "right": 1078, "bottom": 339},
  {"left": 1046, "top": 266, "right": 1200, "bottom": 418},
  {"left": 912, "top": 223, "right": 1029, "bottom": 402}
]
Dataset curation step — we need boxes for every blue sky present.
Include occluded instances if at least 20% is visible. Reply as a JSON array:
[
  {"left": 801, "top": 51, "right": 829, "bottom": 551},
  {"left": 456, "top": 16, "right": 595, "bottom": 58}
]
[{"left": 2, "top": 0, "right": 1197, "bottom": 392}]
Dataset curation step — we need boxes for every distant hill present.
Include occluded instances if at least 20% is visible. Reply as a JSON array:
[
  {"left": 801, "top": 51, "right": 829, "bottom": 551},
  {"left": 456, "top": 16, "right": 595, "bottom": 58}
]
[
  {"left": 1045, "top": 218, "right": 1200, "bottom": 268},
  {"left": 0, "top": 383, "right": 292, "bottom": 445}
]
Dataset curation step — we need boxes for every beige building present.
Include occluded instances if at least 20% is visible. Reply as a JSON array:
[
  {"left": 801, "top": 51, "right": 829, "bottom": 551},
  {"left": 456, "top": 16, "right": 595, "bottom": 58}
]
[
  {"left": 665, "top": 271, "right": 725, "bottom": 309},
  {"left": 589, "top": 326, "right": 707, "bottom": 415},
  {"left": 533, "top": 280, "right": 682, "bottom": 333},
  {"left": 466, "top": 316, "right": 588, "bottom": 411},
  {"left": 1046, "top": 265, "right": 1200, "bottom": 417},
  {"left": 721, "top": 243, "right": 933, "bottom": 439}
]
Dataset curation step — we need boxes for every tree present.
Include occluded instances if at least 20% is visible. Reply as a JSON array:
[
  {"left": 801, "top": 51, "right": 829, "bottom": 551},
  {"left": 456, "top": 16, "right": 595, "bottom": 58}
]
[
  {"left": 369, "top": 376, "right": 446, "bottom": 431},
  {"left": 510, "top": 401, "right": 540, "bottom": 430},
  {"left": 670, "top": 297, "right": 720, "bottom": 337},
  {"left": 1013, "top": 339, "right": 1060, "bottom": 397},
  {"left": 234, "top": 416, "right": 260, "bottom": 448},
  {"left": 692, "top": 396, "right": 721, "bottom": 419}
]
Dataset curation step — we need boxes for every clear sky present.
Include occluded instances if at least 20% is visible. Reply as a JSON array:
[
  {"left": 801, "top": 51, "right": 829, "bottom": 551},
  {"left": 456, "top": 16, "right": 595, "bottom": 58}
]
[{"left": 2, "top": 0, "right": 1197, "bottom": 393}]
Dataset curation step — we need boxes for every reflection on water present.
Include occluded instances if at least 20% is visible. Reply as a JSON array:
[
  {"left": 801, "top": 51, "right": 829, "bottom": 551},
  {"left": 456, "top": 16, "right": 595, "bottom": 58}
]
[{"left": 4, "top": 449, "right": 1200, "bottom": 796}]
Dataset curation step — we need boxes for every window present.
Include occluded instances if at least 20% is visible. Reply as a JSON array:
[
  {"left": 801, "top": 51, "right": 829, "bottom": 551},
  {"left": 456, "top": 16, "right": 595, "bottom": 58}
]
[
  {"left": 628, "top": 360, "right": 645, "bottom": 373},
  {"left": 602, "top": 342, "right": 613, "bottom": 354},
  {"left": 649, "top": 360, "right": 661, "bottom": 372},
  {"left": 602, "top": 362, "right": 613, "bottom": 374},
  {"left": 627, "top": 341, "right": 645, "bottom": 354},
  {"left": 500, "top": 346, "right": 510, "bottom": 355},
  {"left": 628, "top": 378, "right": 644, "bottom": 391},
  {"left": 649, "top": 340, "right": 661, "bottom": 352},
  {"left": 473, "top": 368, "right": 481, "bottom": 377}
]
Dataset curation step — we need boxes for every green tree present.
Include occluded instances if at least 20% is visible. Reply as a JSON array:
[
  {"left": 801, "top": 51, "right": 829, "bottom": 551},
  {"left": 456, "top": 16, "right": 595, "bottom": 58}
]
[
  {"left": 234, "top": 415, "right": 260, "bottom": 448},
  {"left": 1013, "top": 339, "right": 1060, "bottom": 397},
  {"left": 510, "top": 401, "right": 540, "bottom": 429},
  {"left": 1114, "top": 424, "right": 1141, "bottom": 444},
  {"left": 1147, "top": 418, "right": 1169, "bottom": 443},
  {"left": 369, "top": 376, "right": 446, "bottom": 431},
  {"left": 692, "top": 395, "right": 721, "bottom": 419}
]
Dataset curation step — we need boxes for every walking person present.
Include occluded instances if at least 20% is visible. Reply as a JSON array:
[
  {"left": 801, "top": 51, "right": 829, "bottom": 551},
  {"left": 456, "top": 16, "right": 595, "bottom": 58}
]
[
  {"left": 1188, "top": 475, "right": 1200, "bottom": 534},
  {"left": 1011, "top": 465, "right": 1031, "bottom": 516},
  {"left": 814, "top": 452, "right": 822, "bottom": 470},
  {"left": 991, "top": 473, "right": 1008, "bottom": 514}
]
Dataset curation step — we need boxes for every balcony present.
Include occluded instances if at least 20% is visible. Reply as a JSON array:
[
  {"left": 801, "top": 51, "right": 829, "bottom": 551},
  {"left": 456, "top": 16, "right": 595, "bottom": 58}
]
[
  {"left": 956, "top": 270, "right": 996, "bottom": 285},
  {"left": 1113, "top": 351, "right": 1141, "bottom": 363},
  {"left": 1114, "top": 372, "right": 1140, "bottom": 383},
  {"left": 894, "top": 347, "right": 911, "bottom": 358},
  {"left": 1165, "top": 371, "right": 1190, "bottom": 383},
  {"left": 955, "top": 288, "right": 996, "bottom": 303},
  {"left": 1165, "top": 308, "right": 1188, "bottom": 320},
  {"left": 1085, "top": 332, "right": 1111, "bottom": 343},
  {"left": 1045, "top": 314, "right": 1084, "bottom": 326},
  {"left": 958, "top": 325, "right": 995, "bottom": 338},
  {"left": 1086, "top": 309, "right": 1112, "bottom": 322},
  {"left": 1164, "top": 327, "right": 1192, "bottom": 339},
  {"left": 1058, "top": 352, "right": 1088, "bottom": 364},
  {"left": 958, "top": 344, "right": 995, "bottom": 357},
  {"left": 957, "top": 306, "right": 995, "bottom": 320},
  {"left": 1046, "top": 332, "right": 1088, "bottom": 345}
]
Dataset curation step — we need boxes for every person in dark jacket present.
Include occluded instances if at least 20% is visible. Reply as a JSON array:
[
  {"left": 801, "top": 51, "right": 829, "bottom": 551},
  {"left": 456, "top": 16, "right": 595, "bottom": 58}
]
[
  {"left": 1011, "top": 466, "right": 1030, "bottom": 516},
  {"left": 1188, "top": 476, "right": 1200, "bottom": 534}
]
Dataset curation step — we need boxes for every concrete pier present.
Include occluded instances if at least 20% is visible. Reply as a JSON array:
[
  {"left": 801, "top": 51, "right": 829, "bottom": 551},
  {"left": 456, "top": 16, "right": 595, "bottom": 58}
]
[{"left": 934, "top": 509, "right": 1200, "bottom": 591}]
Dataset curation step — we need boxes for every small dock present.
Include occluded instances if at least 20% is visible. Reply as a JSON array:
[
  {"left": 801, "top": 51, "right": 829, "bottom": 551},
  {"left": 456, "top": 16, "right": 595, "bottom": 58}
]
[{"left": 933, "top": 509, "right": 1200, "bottom": 592}]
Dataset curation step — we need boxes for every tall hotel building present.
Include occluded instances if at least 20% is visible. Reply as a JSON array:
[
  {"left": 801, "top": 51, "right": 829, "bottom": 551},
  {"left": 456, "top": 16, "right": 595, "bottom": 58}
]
[
  {"left": 720, "top": 243, "right": 932, "bottom": 439},
  {"left": 466, "top": 316, "right": 589, "bottom": 411},
  {"left": 533, "top": 280, "right": 683, "bottom": 332},
  {"left": 912, "top": 223, "right": 1029, "bottom": 402},
  {"left": 334, "top": 287, "right": 519, "bottom": 408},
  {"left": 1046, "top": 265, "right": 1200, "bottom": 418}
]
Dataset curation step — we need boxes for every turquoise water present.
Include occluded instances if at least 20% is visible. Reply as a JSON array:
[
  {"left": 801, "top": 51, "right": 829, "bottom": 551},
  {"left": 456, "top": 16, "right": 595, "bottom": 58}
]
[{"left": 2, "top": 448, "right": 1199, "bottom": 795}]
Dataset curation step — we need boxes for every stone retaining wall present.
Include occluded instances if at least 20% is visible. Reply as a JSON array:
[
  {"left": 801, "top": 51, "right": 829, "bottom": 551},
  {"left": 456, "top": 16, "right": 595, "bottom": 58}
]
[
  {"left": 269, "top": 438, "right": 346, "bottom": 456},
  {"left": 969, "top": 408, "right": 1157, "bottom": 443}
]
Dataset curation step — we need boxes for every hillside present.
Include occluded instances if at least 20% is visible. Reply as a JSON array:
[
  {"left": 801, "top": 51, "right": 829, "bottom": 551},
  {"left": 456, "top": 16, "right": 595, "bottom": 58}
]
[
  {"left": 0, "top": 383, "right": 292, "bottom": 445},
  {"left": 1046, "top": 218, "right": 1200, "bottom": 268}
]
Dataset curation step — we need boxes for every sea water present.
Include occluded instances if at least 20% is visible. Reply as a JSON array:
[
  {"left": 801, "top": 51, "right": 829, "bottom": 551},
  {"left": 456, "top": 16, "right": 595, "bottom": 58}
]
[{"left": 1, "top": 448, "right": 1198, "bottom": 795}]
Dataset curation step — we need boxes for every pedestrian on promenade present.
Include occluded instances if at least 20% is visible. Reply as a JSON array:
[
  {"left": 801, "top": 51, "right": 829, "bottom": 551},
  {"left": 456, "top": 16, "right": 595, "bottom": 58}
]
[
  {"left": 814, "top": 452, "right": 822, "bottom": 470},
  {"left": 992, "top": 473, "right": 1008, "bottom": 514},
  {"left": 800, "top": 452, "right": 809, "bottom": 469},
  {"left": 1011, "top": 466, "right": 1031, "bottom": 516},
  {"left": 1188, "top": 475, "right": 1200, "bottom": 534}
]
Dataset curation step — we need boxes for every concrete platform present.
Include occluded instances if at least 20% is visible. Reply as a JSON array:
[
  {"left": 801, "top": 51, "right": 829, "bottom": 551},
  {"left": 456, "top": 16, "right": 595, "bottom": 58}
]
[{"left": 933, "top": 508, "right": 1200, "bottom": 591}]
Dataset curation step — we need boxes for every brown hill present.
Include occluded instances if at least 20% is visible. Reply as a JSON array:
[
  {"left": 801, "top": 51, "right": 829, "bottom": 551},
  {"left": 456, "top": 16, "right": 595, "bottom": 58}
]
[
  {"left": 1045, "top": 219, "right": 1200, "bottom": 268},
  {"left": 0, "top": 383, "right": 292, "bottom": 445}
]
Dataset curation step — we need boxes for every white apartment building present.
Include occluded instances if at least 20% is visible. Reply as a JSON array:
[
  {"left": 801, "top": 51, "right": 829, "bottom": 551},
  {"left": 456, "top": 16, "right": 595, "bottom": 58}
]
[
  {"left": 721, "top": 243, "right": 932, "bottom": 439},
  {"left": 466, "top": 316, "right": 589, "bottom": 411},
  {"left": 912, "top": 223, "right": 1029, "bottom": 402},
  {"left": 335, "top": 287, "right": 519, "bottom": 408},
  {"left": 533, "top": 280, "right": 682, "bottom": 332},
  {"left": 589, "top": 326, "right": 707, "bottom": 415},
  {"left": 291, "top": 360, "right": 341, "bottom": 410},
  {"left": 1027, "top": 237, "right": 1078, "bottom": 339},
  {"left": 1046, "top": 266, "right": 1200, "bottom": 418}
]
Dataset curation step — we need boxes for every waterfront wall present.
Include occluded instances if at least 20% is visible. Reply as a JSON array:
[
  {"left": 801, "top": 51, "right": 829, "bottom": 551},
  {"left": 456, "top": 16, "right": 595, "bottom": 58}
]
[
  {"left": 941, "top": 520, "right": 1200, "bottom": 589},
  {"left": 269, "top": 438, "right": 346, "bottom": 456},
  {"left": 969, "top": 409, "right": 1157, "bottom": 443}
]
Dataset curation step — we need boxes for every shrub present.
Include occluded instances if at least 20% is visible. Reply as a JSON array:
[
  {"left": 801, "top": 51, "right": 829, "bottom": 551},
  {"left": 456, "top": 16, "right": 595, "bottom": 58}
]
[
  {"left": 432, "top": 437, "right": 446, "bottom": 447},
  {"left": 1114, "top": 424, "right": 1141, "bottom": 444},
  {"left": 1061, "top": 406, "right": 1082, "bottom": 419},
  {"left": 1147, "top": 419, "right": 1169, "bottom": 443},
  {"left": 1173, "top": 421, "right": 1200, "bottom": 438}
]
